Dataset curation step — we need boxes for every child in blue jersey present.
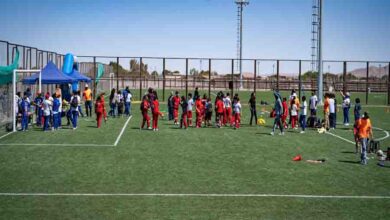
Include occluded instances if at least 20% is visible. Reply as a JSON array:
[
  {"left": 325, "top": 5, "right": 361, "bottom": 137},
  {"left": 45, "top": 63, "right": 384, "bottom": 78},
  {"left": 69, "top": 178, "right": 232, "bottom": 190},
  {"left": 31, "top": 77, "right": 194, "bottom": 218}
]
[
  {"left": 20, "top": 95, "right": 30, "bottom": 131},
  {"left": 52, "top": 94, "right": 61, "bottom": 130},
  {"left": 34, "top": 93, "right": 44, "bottom": 127},
  {"left": 354, "top": 98, "right": 361, "bottom": 121}
]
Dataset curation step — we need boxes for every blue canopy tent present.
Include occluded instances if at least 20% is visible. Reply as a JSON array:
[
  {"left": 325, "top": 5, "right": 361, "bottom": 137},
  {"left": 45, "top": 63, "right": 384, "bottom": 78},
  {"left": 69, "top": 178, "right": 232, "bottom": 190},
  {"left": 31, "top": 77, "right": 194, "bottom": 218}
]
[
  {"left": 23, "top": 61, "right": 76, "bottom": 85},
  {"left": 68, "top": 69, "right": 91, "bottom": 82}
]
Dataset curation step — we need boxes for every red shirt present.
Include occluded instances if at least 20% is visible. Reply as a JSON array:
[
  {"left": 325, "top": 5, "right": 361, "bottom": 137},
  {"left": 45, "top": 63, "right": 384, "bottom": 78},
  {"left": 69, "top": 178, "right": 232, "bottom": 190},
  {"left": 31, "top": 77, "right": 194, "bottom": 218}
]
[
  {"left": 195, "top": 99, "right": 203, "bottom": 114},
  {"left": 282, "top": 101, "right": 288, "bottom": 117},
  {"left": 152, "top": 100, "right": 159, "bottom": 114},
  {"left": 216, "top": 100, "right": 224, "bottom": 113},
  {"left": 142, "top": 100, "right": 150, "bottom": 112},
  {"left": 95, "top": 100, "right": 105, "bottom": 114},
  {"left": 173, "top": 96, "right": 180, "bottom": 109}
]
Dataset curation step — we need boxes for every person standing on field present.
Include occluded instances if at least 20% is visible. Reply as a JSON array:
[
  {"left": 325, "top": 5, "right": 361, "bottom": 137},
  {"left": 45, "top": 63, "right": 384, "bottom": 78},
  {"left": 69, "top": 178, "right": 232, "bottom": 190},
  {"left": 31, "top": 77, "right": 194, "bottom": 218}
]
[
  {"left": 323, "top": 93, "right": 330, "bottom": 131},
  {"left": 309, "top": 91, "right": 318, "bottom": 116},
  {"left": 299, "top": 96, "right": 307, "bottom": 134},
  {"left": 167, "top": 91, "right": 174, "bottom": 121},
  {"left": 83, "top": 84, "right": 93, "bottom": 117},
  {"left": 271, "top": 92, "right": 284, "bottom": 136},
  {"left": 340, "top": 91, "right": 351, "bottom": 126},
  {"left": 95, "top": 95, "right": 107, "bottom": 128},
  {"left": 356, "top": 112, "right": 373, "bottom": 165},
  {"left": 172, "top": 91, "right": 181, "bottom": 125},
  {"left": 187, "top": 93, "right": 194, "bottom": 127},
  {"left": 248, "top": 92, "right": 258, "bottom": 126}
]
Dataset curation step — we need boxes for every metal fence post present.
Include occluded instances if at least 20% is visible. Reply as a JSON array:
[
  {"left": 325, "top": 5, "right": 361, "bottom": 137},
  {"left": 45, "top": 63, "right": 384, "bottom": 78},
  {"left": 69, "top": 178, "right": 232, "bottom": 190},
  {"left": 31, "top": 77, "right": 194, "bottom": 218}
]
[
  {"left": 343, "top": 61, "right": 347, "bottom": 93},
  {"left": 276, "top": 60, "right": 280, "bottom": 91},
  {"left": 116, "top": 57, "right": 120, "bottom": 91},
  {"left": 208, "top": 59, "right": 211, "bottom": 98},
  {"left": 6, "top": 42, "right": 9, "bottom": 65},
  {"left": 366, "top": 62, "right": 369, "bottom": 104},
  {"left": 388, "top": 62, "right": 390, "bottom": 105},
  {"left": 253, "top": 59, "right": 257, "bottom": 92},
  {"left": 299, "top": 60, "right": 302, "bottom": 100},
  {"left": 231, "top": 59, "right": 234, "bottom": 96},
  {"left": 139, "top": 57, "right": 142, "bottom": 100},
  {"left": 162, "top": 58, "right": 166, "bottom": 101},
  {"left": 93, "top": 57, "right": 97, "bottom": 100},
  {"left": 186, "top": 58, "right": 188, "bottom": 97}
]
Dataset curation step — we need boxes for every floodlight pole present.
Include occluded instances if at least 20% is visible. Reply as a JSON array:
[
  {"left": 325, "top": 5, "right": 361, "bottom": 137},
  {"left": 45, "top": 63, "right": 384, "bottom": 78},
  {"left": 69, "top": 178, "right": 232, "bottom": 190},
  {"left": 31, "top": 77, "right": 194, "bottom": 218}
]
[
  {"left": 235, "top": 0, "right": 249, "bottom": 90},
  {"left": 317, "top": 0, "right": 323, "bottom": 103}
]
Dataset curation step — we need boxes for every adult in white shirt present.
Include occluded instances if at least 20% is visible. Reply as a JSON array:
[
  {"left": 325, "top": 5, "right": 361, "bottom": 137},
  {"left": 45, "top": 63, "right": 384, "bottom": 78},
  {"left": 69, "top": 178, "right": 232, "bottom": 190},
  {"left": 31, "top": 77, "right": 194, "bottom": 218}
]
[
  {"left": 328, "top": 93, "right": 336, "bottom": 129},
  {"left": 340, "top": 91, "right": 351, "bottom": 126},
  {"left": 187, "top": 93, "right": 194, "bottom": 126},
  {"left": 309, "top": 92, "right": 318, "bottom": 116},
  {"left": 299, "top": 96, "right": 308, "bottom": 133},
  {"left": 223, "top": 93, "right": 232, "bottom": 125}
]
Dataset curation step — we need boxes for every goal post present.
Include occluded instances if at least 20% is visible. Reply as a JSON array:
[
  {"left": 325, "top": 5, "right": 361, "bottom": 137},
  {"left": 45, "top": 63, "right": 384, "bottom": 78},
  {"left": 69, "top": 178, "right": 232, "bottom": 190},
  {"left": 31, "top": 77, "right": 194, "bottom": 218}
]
[{"left": 12, "top": 69, "right": 41, "bottom": 132}]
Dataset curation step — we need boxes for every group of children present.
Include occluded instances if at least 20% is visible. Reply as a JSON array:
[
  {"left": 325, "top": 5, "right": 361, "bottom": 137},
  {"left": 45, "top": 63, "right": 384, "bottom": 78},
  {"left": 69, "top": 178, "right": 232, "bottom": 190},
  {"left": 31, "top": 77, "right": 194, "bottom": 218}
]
[
  {"left": 108, "top": 87, "right": 133, "bottom": 118},
  {"left": 14, "top": 84, "right": 113, "bottom": 131},
  {"left": 140, "top": 88, "right": 243, "bottom": 131}
]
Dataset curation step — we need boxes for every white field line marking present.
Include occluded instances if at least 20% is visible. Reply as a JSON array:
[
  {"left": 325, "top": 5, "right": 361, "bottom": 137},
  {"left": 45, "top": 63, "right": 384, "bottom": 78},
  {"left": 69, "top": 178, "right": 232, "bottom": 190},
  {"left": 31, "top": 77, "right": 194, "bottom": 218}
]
[
  {"left": 373, "top": 126, "right": 390, "bottom": 141},
  {"left": 0, "top": 117, "right": 132, "bottom": 147},
  {"left": 114, "top": 115, "right": 132, "bottom": 146},
  {"left": 0, "top": 193, "right": 389, "bottom": 199},
  {"left": 0, "top": 132, "right": 14, "bottom": 141},
  {"left": 326, "top": 132, "right": 355, "bottom": 145},
  {"left": 0, "top": 143, "right": 114, "bottom": 147}
]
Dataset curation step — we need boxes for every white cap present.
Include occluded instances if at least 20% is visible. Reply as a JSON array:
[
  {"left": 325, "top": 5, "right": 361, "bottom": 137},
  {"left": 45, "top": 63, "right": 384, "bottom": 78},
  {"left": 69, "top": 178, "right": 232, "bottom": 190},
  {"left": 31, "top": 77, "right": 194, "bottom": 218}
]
[{"left": 85, "top": 84, "right": 89, "bottom": 88}]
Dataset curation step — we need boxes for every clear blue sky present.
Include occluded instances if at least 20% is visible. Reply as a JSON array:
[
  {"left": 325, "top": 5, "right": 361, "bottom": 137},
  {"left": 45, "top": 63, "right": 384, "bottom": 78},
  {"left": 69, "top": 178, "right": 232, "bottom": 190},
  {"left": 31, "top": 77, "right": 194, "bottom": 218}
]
[{"left": 0, "top": 0, "right": 389, "bottom": 74}]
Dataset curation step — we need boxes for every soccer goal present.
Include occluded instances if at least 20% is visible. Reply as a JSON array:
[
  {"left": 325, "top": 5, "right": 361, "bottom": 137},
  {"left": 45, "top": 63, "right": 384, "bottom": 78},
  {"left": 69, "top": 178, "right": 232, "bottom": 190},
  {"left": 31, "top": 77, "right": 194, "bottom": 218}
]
[{"left": 10, "top": 69, "right": 42, "bottom": 132}]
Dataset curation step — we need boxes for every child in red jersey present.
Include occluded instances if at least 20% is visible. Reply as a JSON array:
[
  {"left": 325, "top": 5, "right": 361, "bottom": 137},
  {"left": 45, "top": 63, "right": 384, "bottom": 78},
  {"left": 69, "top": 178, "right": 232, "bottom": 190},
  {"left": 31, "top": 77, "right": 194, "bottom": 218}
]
[
  {"left": 140, "top": 95, "right": 151, "bottom": 130},
  {"left": 216, "top": 96, "right": 224, "bottom": 128},
  {"left": 223, "top": 93, "right": 232, "bottom": 126},
  {"left": 172, "top": 91, "right": 181, "bottom": 125},
  {"left": 152, "top": 97, "right": 161, "bottom": 131},
  {"left": 282, "top": 97, "right": 289, "bottom": 129},
  {"left": 195, "top": 96, "right": 204, "bottom": 128},
  {"left": 95, "top": 95, "right": 107, "bottom": 128},
  {"left": 180, "top": 96, "right": 188, "bottom": 129}
]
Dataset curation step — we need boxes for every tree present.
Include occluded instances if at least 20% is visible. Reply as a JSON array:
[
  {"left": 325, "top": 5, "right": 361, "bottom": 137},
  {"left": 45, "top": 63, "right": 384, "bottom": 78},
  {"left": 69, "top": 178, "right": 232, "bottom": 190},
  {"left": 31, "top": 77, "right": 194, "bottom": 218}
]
[
  {"left": 151, "top": 71, "right": 159, "bottom": 77},
  {"left": 190, "top": 68, "right": 199, "bottom": 76}
]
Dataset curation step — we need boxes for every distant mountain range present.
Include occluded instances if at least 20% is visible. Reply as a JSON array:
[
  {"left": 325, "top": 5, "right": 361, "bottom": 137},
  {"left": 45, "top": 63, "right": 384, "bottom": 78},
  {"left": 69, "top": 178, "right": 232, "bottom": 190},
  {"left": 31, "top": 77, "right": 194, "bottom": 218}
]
[{"left": 344, "top": 65, "right": 389, "bottom": 78}]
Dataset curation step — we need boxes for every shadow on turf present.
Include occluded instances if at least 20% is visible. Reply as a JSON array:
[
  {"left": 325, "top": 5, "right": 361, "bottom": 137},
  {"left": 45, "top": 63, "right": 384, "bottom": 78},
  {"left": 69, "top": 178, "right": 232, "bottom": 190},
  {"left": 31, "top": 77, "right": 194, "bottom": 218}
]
[
  {"left": 341, "top": 151, "right": 357, "bottom": 154},
  {"left": 338, "top": 160, "right": 361, "bottom": 164}
]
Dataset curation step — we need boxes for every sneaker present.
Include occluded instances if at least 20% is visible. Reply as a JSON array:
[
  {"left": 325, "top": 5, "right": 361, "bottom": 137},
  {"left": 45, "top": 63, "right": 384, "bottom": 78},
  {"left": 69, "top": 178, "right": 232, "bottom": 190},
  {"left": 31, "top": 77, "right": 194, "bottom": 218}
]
[
  {"left": 279, "top": 132, "right": 285, "bottom": 135},
  {"left": 148, "top": 127, "right": 152, "bottom": 130},
  {"left": 300, "top": 131, "right": 305, "bottom": 134},
  {"left": 270, "top": 132, "right": 274, "bottom": 136}
]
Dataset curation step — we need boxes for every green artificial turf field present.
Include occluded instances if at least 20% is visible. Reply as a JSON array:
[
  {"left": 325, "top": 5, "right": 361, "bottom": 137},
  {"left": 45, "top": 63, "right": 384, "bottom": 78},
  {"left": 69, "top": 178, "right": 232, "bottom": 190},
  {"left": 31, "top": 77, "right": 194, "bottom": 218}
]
[{"left": 0, "top": 91, "right": 389, "bottom": 219}]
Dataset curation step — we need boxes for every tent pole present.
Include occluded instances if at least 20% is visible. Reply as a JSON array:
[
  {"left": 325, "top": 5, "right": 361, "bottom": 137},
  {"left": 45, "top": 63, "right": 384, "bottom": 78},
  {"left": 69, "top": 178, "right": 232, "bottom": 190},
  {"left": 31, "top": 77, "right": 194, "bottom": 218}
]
[{"left": 13, "top": 69, "right": 17, "bottom": 132}]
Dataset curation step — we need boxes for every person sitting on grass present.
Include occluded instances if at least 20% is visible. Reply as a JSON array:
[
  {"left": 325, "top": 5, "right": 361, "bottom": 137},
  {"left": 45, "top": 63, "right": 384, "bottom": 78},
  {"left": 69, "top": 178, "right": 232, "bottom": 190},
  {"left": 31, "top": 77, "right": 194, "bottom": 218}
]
[
  {"left": 271, "top": 91, "right": 284, "bottom": 136},
  {"left": 356, "top": 112, "right": 373, "bottom": 165},
  {"left": 140, "top": 95, "right": 151, "bottom": 130},
  {"left": 95, "top": 95, "right": 107, "bottom": 128},
  {"left": 180, "top": 96, "right": 188, "bottom": 129},
  {"left": 232, "top": 98, "right": 241, "bottom": 129}
]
